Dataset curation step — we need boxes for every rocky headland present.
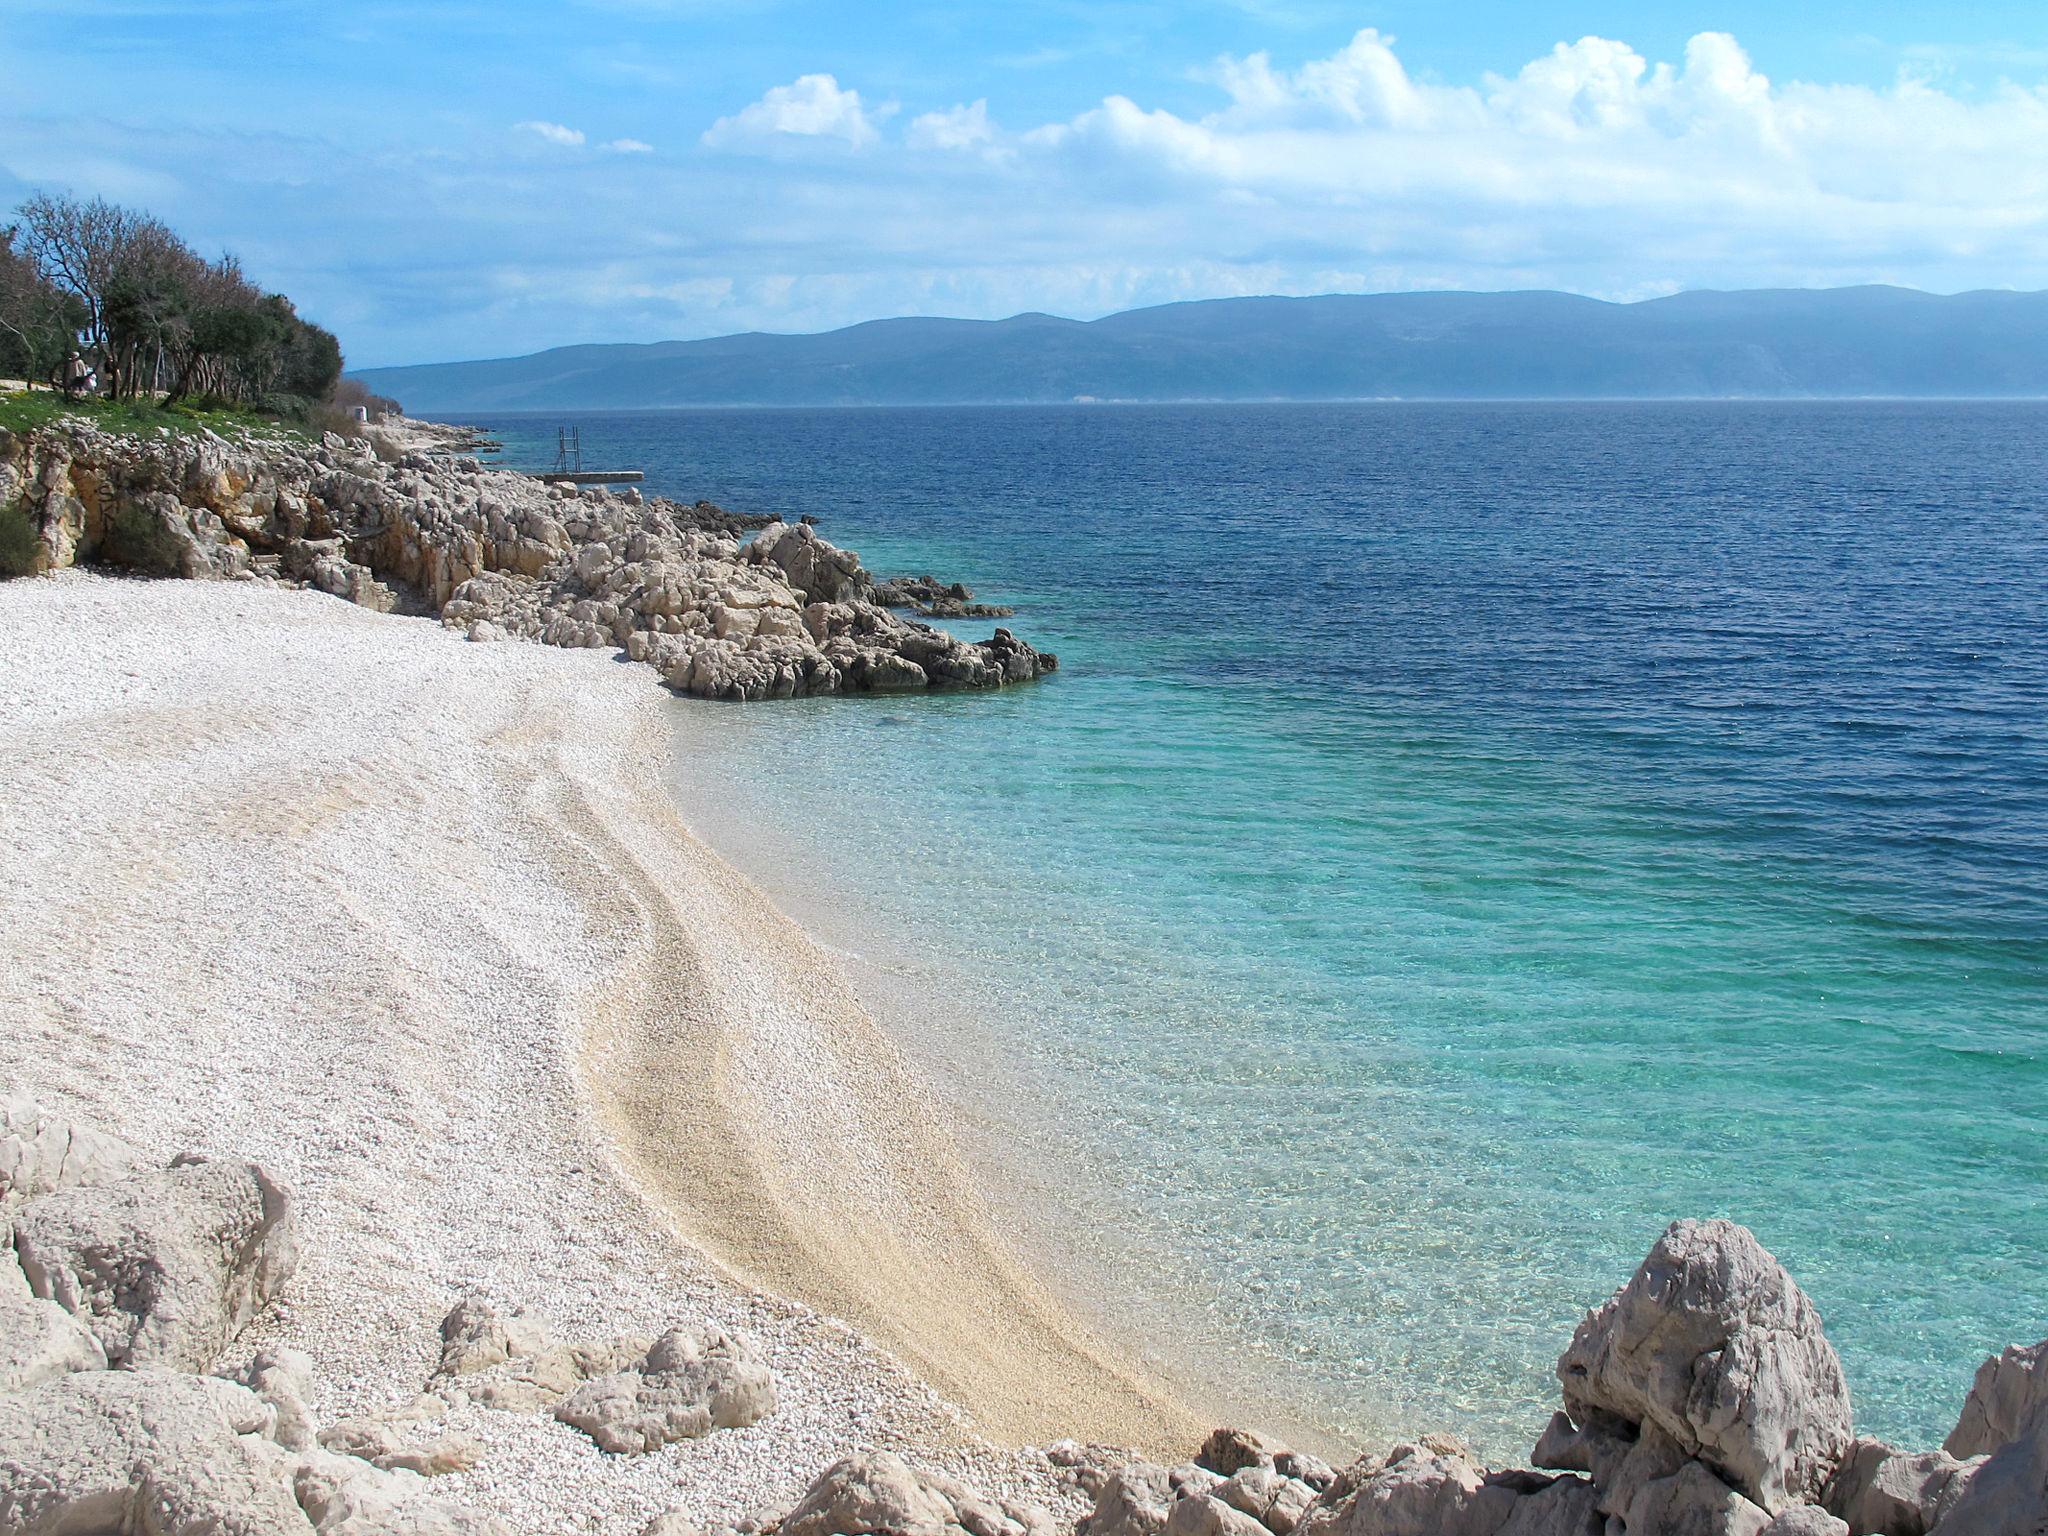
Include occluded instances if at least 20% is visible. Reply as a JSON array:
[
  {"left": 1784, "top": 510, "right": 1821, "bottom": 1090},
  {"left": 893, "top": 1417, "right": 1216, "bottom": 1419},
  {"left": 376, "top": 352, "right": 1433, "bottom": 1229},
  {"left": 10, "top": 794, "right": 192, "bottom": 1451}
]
[{"left": 0, "top": 412, "right": 1054, "bottom": 700}]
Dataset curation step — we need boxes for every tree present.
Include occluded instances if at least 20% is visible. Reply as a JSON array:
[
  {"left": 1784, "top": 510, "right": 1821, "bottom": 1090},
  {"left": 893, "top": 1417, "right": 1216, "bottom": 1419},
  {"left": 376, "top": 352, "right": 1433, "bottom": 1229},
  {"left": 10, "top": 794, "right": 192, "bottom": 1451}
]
[
  {"left": 15, "top": 192, "right": 135, "bottom": 357},
  {"left": 11, "top": 188, "right": 354, "bottom": 416},
  {"left": 103, "top": 217, "right": 203, "bottom": 398},
  {"left": 0, "top": 227, "right": 83, "bottom": 384}
]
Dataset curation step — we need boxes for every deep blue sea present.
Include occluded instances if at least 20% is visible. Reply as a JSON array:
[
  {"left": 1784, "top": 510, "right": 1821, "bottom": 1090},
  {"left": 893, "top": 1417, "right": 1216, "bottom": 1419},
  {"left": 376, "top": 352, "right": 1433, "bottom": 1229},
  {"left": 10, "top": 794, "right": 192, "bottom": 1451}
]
[{"left": 488, "top": 402, "right": 2046, "bottom": 1454}]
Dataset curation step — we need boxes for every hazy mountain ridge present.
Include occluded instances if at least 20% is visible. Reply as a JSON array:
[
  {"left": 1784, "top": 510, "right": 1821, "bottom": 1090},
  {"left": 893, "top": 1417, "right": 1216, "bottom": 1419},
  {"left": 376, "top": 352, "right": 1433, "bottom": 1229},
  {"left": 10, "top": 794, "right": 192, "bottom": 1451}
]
[{"left": 354, "top": 287, "right": 2048, "bottom": 410}]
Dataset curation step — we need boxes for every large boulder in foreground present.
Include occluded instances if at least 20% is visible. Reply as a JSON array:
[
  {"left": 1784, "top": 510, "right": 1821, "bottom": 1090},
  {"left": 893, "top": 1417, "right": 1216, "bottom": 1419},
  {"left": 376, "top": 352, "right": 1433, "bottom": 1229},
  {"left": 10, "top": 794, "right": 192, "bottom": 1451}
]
[
  {"left": 13, "top": 1152, "right": 298, "bottom": 1371},
  {"left": 779, "top": 1451, "right": 1056, "bottom": 1536},
  {"left": 0, "top": 1367, "right": 307, "bottom": 1534},
  {"left": 1552, "top": 1219, "right": 1853, "bottom": 1515},
  {"left": 1822, "top": 1438, "right": 1975, "bottom": 1536},
  {"left": 552, "top": 1324, "right": 776, "bottom": 1454}
]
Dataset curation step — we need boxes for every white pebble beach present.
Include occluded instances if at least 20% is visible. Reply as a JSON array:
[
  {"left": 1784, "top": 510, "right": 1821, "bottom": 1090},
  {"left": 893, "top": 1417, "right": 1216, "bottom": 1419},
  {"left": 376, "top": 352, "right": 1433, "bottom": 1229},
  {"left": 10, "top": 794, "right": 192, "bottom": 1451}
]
[{"left": 0, "top": 572, "right": 1199, "bottom": 1534}]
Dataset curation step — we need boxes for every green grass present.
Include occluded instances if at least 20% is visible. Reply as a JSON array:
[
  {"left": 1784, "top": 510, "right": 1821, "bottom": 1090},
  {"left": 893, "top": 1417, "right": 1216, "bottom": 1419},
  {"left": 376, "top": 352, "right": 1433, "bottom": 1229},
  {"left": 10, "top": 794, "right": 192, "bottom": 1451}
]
[{"left": 0, "top": 389, "right": 306, "bottom": 441}]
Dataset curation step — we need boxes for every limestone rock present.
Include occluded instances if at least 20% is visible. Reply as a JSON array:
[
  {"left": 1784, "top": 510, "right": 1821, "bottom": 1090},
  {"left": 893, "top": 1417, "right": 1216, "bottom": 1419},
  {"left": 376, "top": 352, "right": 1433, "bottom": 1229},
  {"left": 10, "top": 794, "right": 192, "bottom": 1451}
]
[
  {"left": 0, "top": 1096, "right": 140, "bottom": 1209},
  {"left": 1215, "top": 1466, "right": 1321, "bottom": 1536},
  {"left": 228, "top": 1346, "right": 321, "bottom": 1452},
  {"left": 431, "top": 1293, "right": 644, "bottom": 1411},
  {"left": 1555, "top": 1219, "right": 1853, "bottom": 1513},
  {"left": 1167, "top": 1494, "right": 1270, "bottom": 1536},
  {"left": 746, "top": 521, "right": 868, "bottom": 603},
  {"left": 1926, "top": 1409, "right": 2040, "bottom": 1536},
  {"left": 1290, "top": 1442, "right": 1541, "bottom": 1536},
  {"left": 292, "top": 1445, "right": 511, "bottom": 1535},
  {"left": 1, "top": 418, "right": 1056, "bottom": 702},
  {"left": 1620, "top": 1460, "right": 1770, "bottom": 1536},
  {"left": 0, "top": 1367, "right": 304, "bottom": 1534},
  {"left": 1823, "top": 1439, "right": 1975, "bottom": 1536},
  {"left": 1078, "top": 1462, "right": 1176, "bottom": 1536},
  {"left": 1944, "top": 1340, "right": 2048, "bottom": 1460},
  {"left": 318, "top": 1413, "right": 480, "bottom": 1476},
  {"left": 779, "top": 1451, "right": 1055, "bottom": 1536},
  {"left": 553, "top": 1325, "right": 776, "bottom": 1454},
  {"left": 1200, "top": 1430, "right": 1293, "bottom": 1479},
  {"left": 0, "top": 1244, "right": 107, "bottom": 1392},
  {"left": 14, "top": 1153, "right": 298, "bottom": 1371},
  {"left": 437, "top": 1293, "right": 558, "bottom": 1377},
  {"left": 1759, "top": 1508, "right": 1848, "bottom": 1536}
]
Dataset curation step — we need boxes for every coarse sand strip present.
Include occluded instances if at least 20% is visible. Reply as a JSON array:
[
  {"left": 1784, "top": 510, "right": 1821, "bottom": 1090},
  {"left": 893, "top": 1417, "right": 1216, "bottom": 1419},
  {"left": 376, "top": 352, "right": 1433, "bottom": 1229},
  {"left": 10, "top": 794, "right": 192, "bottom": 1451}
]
[{"left": 0, "top": 572, "right": 1202, "bottom": 1534}]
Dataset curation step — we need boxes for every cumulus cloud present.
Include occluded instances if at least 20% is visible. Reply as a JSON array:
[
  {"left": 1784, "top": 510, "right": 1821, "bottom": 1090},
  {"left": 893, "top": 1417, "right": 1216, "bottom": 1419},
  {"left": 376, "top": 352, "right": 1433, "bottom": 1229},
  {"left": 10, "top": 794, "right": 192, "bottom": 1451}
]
[
  {"left": 72, "top": 27, "right": 2048, "bottom": 363},
  {"left": 972, "top": 27, "right": 2048, "bottom": 250},
  {"left": 908, "top": 99, "right": 996, "bottom": 152},
  {"left": 515, "top": 120, "right": 585, "bottom": 146},
  {"left": 702, "top": 73, "right": 889, "bottom": 150}
]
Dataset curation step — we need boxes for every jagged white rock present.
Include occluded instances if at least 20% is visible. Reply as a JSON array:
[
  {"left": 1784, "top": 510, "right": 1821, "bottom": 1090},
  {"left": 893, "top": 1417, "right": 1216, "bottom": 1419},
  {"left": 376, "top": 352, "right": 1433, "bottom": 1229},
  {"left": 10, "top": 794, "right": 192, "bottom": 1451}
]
[
  {"left": 13, "top": 1152, "right": 298, "bottom": 1372},
  {"left": 0, "top": 419, "right": 1056, "bottom": 700},
  {"left": 1944, "top": 1340, "right": 2048, "bottom": 1460},
  {"left": 778, "top": 1450, "right": 1056, "bottom": 1536},
  {"left": 553, "top": 1325, "right": 777, "bottom": 1455},
  {"left": 1552, "top": 1218, "right": 1853, "bottom": 1515},
  {"left": 0, "top": 1096, "right": 140, "bottom": 1210}
]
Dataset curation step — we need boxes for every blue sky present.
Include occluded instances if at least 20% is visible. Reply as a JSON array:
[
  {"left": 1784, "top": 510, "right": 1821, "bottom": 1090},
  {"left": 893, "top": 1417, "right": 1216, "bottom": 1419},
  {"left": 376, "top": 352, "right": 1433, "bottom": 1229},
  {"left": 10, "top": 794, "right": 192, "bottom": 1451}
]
[{"left": 8, "top": 1, "right": 2048, "bottom": 365}]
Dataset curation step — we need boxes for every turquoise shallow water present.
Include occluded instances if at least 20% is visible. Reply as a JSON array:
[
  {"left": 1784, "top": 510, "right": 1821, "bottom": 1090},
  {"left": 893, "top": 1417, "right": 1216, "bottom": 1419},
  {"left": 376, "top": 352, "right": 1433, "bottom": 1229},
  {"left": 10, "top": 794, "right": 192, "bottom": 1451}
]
[{"left": 490, "top": 402, "right": 2046, "bottom": 1453}]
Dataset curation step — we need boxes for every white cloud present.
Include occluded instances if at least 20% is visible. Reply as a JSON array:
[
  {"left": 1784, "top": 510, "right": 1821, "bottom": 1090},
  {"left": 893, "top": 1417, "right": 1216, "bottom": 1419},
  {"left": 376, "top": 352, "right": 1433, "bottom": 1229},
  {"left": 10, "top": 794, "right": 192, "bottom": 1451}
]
[
  {"left": 702, "top": 73, "right": 888, "bottom": 150},
  {"left": 908, "top": 100, "right": 995, "bottom": 151},
  {"left": 515, "top": 120, "right": 585, "bottom": 146},
  {"left": 604, "top": 137, "right": 655, "bottom": 154}
]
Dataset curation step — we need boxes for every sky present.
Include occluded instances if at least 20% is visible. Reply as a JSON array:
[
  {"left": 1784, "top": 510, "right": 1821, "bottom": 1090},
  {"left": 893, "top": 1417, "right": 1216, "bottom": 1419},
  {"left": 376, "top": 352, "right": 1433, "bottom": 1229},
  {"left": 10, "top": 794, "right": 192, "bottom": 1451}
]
[{"left": 7, "top": 1, "right": 2048, "bottom": 366}]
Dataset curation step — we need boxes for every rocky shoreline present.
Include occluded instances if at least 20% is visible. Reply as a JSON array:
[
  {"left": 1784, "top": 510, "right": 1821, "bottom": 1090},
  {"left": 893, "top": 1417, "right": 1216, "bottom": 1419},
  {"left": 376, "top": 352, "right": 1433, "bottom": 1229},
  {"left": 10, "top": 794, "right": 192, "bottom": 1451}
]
[
  {"left": 0, "top": 412, "right": 1054, "bottom": 700},
  {"left": 5, "top": 1087, "right": 2042, "bottom": 1534},
  {"left": 3, "top": 414, "right": 2044, "bottom": 1536}
]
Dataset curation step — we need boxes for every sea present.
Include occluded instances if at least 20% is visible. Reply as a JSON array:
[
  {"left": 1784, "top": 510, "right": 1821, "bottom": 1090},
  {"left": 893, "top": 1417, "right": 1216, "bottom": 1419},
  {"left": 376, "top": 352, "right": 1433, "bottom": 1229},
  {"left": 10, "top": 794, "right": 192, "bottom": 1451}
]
[{"left": 484, "top": 401, "right": 2046, "bottom": 1456}]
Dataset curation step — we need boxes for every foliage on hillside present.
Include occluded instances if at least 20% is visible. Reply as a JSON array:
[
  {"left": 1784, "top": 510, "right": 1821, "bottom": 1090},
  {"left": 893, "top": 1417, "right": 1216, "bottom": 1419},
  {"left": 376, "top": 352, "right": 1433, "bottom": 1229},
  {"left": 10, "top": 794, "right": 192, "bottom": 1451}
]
[{"left": 0, "top": 191, "right": 386, "bottom": 424}]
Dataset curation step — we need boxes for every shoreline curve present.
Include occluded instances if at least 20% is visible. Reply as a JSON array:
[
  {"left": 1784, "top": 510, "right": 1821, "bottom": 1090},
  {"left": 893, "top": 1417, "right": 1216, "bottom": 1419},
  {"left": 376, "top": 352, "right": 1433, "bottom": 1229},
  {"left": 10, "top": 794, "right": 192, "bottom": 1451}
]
[{"left": 541, "top": 698, "right": 1208, "bottom": 1453}]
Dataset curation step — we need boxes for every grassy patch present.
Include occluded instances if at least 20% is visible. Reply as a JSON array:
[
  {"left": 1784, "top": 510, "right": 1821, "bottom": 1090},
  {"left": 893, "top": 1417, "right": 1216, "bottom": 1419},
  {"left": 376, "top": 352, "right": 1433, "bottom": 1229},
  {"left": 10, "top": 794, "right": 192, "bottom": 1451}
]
[{"left": 0, "top": 389, "right": 306, "bottom": 442}]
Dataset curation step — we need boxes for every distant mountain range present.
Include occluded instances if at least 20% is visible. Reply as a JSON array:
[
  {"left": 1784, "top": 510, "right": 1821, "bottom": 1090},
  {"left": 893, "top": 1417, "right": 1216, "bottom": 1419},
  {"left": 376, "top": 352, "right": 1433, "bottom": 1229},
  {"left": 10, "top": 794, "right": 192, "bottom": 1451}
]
[{"left": 353, "top": 287, "right": 2048, "bottom": 411}]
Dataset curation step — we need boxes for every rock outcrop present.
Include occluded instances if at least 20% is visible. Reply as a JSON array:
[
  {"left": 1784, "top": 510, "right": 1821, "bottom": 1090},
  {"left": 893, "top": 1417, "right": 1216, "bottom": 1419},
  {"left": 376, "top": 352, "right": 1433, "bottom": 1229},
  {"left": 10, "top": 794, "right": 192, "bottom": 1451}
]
[
  {"left": 0, "top": 417, "right": 1056, "bottom": 700},
  {"left": 0, "top": 1233, "right": 105, "bottom": 1394},
  {"left": 872, "top": 573, "right": 1017, "bottom": 619},
  {"left": 1078, "top": 1441, "right": 1346, "bottom": 1536},
  {"left": 554, "top": 1325, "right": 778, "bottom": 1454},
  {"left": 1076, "top": 1220, "right": 2048, "bottom": 1536},
  {"left": 777, "top": 1451, "right": 1056, "bottom": 1536},
  {"left": 430, "top": 1295, "right": 776, "bottom": 1453},
  {"left": 0, "top": 1095, "right": 139, "bottom": 1210},
  {"left": 1541, "top": 1218, "right": 1853, "bottom": 1527},
  {"left": 1926, "top": 1408, "right": 2048, "bottom": 1536},
  {"left": 0, "top": 1099, "right": 504, "bottom": 1535},
  {"left": 14, "top": 1152, "right": 298, "bottom": 1372},
  {"left": 1943, "top": 1341, "right": 2048, "bottom": 1461}
]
